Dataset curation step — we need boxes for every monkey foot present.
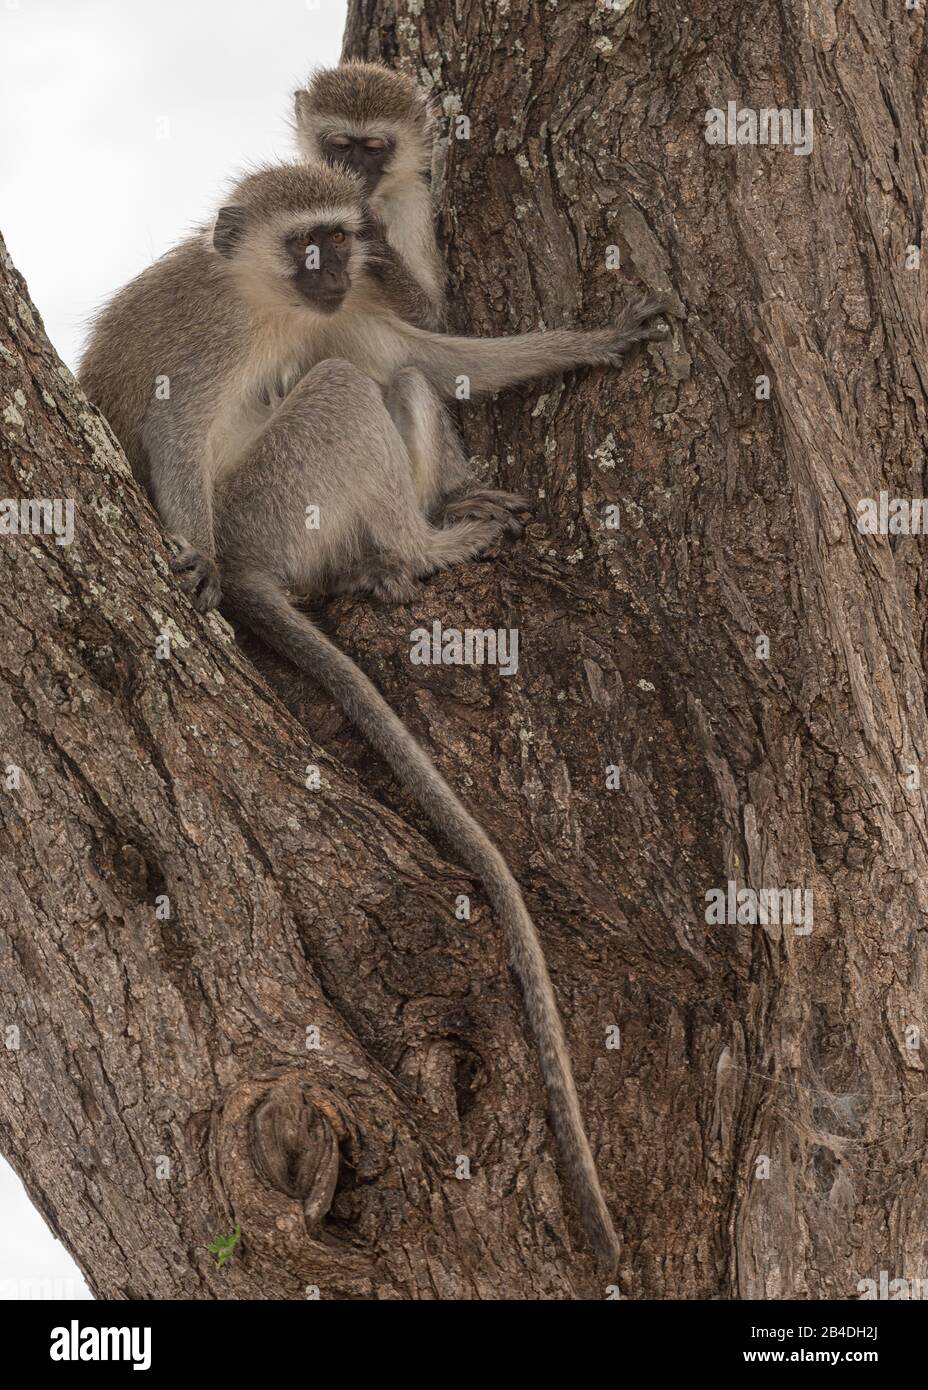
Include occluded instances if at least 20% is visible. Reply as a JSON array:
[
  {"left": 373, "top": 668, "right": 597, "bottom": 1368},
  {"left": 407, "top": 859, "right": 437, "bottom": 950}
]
[
  {"left": 332, "top": 563, "right": 419, "bottom": 606},
  {"left": 443, "top": 490, "right": 531, "bottom": 537}
]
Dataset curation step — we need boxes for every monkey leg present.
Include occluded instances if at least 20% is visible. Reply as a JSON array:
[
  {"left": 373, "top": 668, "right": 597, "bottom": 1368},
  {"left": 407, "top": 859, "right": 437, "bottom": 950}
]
[
  {"left": 382, "top": 366, "right": 470, "bottom": 513},
  {"left": 216, "top": 359, "right": 520, "bottom": 606},
  {"left": 383, "top": 367, "right": 532, "bottom": 537}
]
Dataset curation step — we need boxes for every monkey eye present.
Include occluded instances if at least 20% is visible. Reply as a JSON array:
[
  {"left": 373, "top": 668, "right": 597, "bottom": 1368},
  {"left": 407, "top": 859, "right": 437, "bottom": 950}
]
[
  {"left": 329, "top": 135, "right": 352, "bottom": 149},
  {"left": 363, "top": 138, "right": 388, "bottom": 153},
  {"left": 330, "top": 230, "right": 346, "bottom": 245}
]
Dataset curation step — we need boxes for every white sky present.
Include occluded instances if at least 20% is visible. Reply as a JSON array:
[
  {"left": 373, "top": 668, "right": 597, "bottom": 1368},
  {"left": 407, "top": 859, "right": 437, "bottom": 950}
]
[
  {"left": 0, "top": 0, "right": 347, "bottom": 1298},
  {"left": 1, "top": 0, "right": 348, "bottom": 369}
]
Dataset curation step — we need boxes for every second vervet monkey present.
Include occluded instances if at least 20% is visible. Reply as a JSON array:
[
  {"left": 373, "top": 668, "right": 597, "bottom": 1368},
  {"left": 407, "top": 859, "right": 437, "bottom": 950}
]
[
  {"left": 293, "top": 61, "right": 471, "bottom": 507},
  {"left": 294, "top": 60, "right": 445, "bottom": 331}
]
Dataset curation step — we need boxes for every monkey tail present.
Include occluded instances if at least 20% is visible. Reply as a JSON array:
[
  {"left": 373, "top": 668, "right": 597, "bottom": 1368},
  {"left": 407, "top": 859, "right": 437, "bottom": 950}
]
[{"left": 222, "top": 569, "right": 621, "bottom": 1275}]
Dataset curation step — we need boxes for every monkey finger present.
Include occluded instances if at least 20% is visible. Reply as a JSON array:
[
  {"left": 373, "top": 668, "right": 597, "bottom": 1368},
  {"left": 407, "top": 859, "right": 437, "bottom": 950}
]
[
  {"left": 191, "top": 574, "right": 223, "bottom": 612},
  {"left": 169, "top": 548, "right": 222, "bottom": 611},
  {"left": 624, "top": 292, "right": 667, "bottom": 324},
  {"left": 609, "top": 295, "right": 671, "bottom": 352},
  {"left": 169, "top": 550, "right": 200, "bottom": 575},
  {"left": 639, "top": 317, "right": 671, "bottom": 342}
]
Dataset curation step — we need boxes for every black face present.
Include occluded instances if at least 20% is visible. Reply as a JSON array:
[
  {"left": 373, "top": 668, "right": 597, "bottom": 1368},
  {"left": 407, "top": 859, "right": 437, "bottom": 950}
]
[
  {"left": 285, "top": 225, "right": 354, "bottom": 313},
  {"left": 321, "top": 133, "right": 395, "bottom": 192}
]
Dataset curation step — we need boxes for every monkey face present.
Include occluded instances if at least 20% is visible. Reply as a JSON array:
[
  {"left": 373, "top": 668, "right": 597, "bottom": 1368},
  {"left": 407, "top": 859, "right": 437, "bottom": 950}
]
[
  {"left": 285, "top": 225, "right": 354, "bottom": 313},
  {"left": 321, "top": 133, "right": 396, "bottom": 192}
]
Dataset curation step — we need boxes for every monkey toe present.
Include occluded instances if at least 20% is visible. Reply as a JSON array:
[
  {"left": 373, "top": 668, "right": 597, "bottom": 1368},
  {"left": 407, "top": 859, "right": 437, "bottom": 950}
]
[
  {"left": 471, "top": 489, "right": 531, "bottom": 517},
  {"left": 446, "top": 504, "right": 518, "bottom": 537},
  {"left": 334, "top": 564, "right": 418, "bottom": 605},
  {"left": 444, "top": 490, "right": 531, "bottom": 537},
  {"left": 370, "top": 574, "right": 419, "bottom": 605},
  {"left": 466, "top": 516, "right": 513, "bottom": 559}
]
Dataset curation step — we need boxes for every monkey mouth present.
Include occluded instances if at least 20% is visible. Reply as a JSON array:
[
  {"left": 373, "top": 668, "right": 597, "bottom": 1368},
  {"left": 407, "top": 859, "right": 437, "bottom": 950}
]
[
  {"left": 299, "top": 287, "right": 347, "bottom": 314},
  {"left": 308, "top": 292, "right": 347, "bottom": 314}
]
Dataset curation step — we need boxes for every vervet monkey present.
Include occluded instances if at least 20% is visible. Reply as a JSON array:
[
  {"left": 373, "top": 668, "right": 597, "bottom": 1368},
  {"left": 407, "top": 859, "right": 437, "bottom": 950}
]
[
  {"left": 294, "top": 60, "right": 476, "bottom": 508},
  {"left": 293, "top": 61, "right": 474, "bottom": 506},
  {"left": 294, "top": 60, "right": 445, "bottom": 331},
  {"left": 79, "top": 161, "right": 667, "bottom": 1270}
]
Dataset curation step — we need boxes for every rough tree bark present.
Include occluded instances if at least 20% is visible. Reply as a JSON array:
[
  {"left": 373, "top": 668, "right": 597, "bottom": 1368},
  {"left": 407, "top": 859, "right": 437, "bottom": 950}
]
[
  {"left": 0, "top": 228, "right": 592, "bottom": 1300},
  {"left": 2, "top": 0, "right": 927, "bottom": 1300}
]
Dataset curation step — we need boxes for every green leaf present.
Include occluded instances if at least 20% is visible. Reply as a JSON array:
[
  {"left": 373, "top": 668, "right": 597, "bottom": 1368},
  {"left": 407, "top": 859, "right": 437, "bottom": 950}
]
[{"left": 207, "top": 1224, "right": 241, "bottom": 1267}]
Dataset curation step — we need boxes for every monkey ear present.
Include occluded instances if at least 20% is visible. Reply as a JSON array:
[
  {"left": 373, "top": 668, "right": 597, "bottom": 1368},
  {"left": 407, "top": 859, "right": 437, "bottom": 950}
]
[
  {"left": 293, "top": 90, "right": 310, "bottom": 125},
  {"left": 212, "top": 205, "right": 247, "bottom": 258}
]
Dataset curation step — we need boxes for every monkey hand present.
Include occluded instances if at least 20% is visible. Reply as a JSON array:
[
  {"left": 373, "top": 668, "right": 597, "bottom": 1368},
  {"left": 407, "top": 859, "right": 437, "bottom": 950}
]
[
  {"left": 601, "top": 294, "right": 671, "bottom": 363},
  {"left": 356, "top": 211, "right": 391, "bottom": 268},
  {"left": 168, "top": 540, "right": 222, "bottom": 612}
]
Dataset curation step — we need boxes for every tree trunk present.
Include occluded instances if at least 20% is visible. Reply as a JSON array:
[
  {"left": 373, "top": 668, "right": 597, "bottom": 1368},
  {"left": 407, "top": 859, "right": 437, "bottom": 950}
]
[
  {"left": 336, "top": 0, "right": 928, "bottom": 1299},
  {"left": 2, "top": 0, "right": 928, "bottom": 1301},
  {"left": 0, "top": 235, "right": 596, "bottom": 1299}
]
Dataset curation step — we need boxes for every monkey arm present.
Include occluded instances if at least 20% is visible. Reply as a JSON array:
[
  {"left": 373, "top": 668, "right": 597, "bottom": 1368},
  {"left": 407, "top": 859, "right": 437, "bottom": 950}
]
[
  {"left": 142, "top": 412, "right": 221, "bottom": 610},
  {"left": 398, "top": 294, "right": 668, "bottom": 398},
  {"left": 359, "top": 218, "right": 445, "bottom": 331}
]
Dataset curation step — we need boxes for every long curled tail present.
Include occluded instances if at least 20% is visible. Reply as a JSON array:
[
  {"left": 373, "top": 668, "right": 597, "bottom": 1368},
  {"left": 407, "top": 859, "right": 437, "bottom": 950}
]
[{"left": 223, "top": 568, "right": 621, "bottom": 1273}]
